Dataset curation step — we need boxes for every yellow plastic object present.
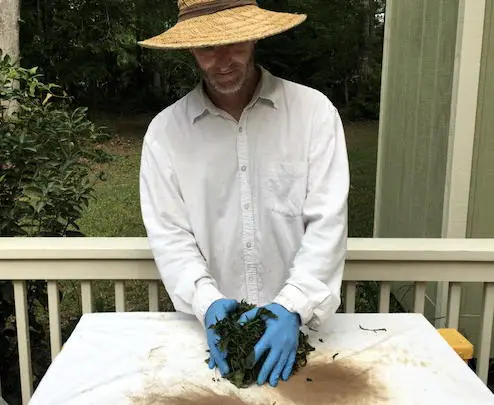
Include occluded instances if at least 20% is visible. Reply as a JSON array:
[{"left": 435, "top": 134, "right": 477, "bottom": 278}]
[{"left": 438, "top": 328, "right": 474, "bottom": 362}]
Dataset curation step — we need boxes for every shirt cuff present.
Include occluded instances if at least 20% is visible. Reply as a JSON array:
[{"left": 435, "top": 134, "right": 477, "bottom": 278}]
[
  {"left": 272, "top": 284, "right": 313, "bottom": 326},
  {"left": 192, "top": 279, "right": 226, "bottom": 328}
]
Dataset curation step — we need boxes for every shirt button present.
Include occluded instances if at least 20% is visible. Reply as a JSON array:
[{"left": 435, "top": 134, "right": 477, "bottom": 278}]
[
  {"left": 244, "top": 203, "right": 250, "bottom": 210},
  {"left": 246, "top": 242, "right": 252, "bottom": 248},
  {"left": 239, "top": 127, "right": 243, "bottom": 132},
  {"left": 241, "top": 165, "right": 247, "bottom": 172}
]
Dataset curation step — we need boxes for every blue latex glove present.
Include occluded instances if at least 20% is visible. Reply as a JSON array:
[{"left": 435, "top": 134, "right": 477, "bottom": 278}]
[
  {"left": 204, "top": 298, "right": 238, "bottom": 376},
  {"left": 238, "top": 303, "right": 300, "bottom": 387}
]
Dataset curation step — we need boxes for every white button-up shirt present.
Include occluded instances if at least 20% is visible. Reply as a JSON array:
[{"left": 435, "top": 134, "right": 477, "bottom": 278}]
[{"left": 139, "top": 67, "right": 349, "bottom": 330}]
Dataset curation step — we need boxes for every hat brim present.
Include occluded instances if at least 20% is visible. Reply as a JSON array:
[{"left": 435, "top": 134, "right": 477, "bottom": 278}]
[{"left": 137, "top": 5, "right": 307, "bottom": 50}]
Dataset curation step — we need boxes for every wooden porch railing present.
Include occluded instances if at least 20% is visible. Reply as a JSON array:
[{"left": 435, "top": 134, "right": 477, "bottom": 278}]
[{"left": 1, "top": 237, "right": 494, "bottom": 404}]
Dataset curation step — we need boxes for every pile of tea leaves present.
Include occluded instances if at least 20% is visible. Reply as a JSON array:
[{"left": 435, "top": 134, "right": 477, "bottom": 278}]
[{"left": 206, "top": 301, "right": 315, "bottom": 388}]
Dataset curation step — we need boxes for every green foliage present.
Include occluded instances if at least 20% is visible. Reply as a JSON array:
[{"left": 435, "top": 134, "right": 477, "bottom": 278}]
[
  {"left": 255, "top": 0, "right": 384, "bottom": 118},
  {"left": 19, "top": 0, "right": 199, "bottom": 112},
  {"left": 0, "top": 51, "right": 112, "bottom": 404},
  {"left": 19, "top": 0, "right": 385, "bottom": 118},
  {"left": 207, "top": 301, "right": 315, "bottom": 388},
  {"left": 0, "top": 51, "right": 112, "bottom": 237}
]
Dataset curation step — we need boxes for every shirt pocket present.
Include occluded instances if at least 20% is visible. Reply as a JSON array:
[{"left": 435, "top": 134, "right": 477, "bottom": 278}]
[{"left": 262, "top": 161, "right": 307, "bottom": 217}]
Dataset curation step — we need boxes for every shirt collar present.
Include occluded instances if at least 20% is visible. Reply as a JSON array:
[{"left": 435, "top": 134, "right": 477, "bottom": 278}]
[{"left": 187, "top": 65, "right": 280, "bottom": 123}]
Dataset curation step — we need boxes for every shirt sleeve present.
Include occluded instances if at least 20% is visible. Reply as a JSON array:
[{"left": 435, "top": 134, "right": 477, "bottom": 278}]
[
  {"left": 272, "top": 97, "right": 349, "bottom": 330},
  {"left": 139, "top": 124, "right": 225, "bottom": 327}
]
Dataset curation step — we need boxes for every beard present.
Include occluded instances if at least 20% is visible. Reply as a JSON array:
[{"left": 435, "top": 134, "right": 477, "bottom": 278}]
[
  {"left": 206, "top": 73, "right": 246, "bottom": 94},
  {"left": 203, "top": 58, "right": 254, "bottom": 95}
]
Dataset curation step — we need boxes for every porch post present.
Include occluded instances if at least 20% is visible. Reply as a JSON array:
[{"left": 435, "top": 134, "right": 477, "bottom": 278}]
[
  {"left": 374, "top": 0, "right": 487, "bottom": 328},
  {"left": 437, "top": 0, "right": 486, "bottom": 326}
]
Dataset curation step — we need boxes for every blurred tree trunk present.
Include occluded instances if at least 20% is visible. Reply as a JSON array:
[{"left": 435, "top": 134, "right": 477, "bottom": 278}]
[
  {"left": 0, "top": 0, "right": 20, "bottom": 62},
  {"left": 361, "top": 0, "right": 375, "bottom": 80},
  {"left": 0, "top": 0, "right": 20, "bottom": 116},
  {"left": 153, "top": 71, "right": 162, "bottom": 91}
]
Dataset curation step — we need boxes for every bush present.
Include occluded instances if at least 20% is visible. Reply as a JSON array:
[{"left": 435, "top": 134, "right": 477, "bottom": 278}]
[
  {"left": 0, "top": 50, "right": 112, "bottom": 404},
  {"left": 0, "top": 51, "right": 112, "bottom": 237}
]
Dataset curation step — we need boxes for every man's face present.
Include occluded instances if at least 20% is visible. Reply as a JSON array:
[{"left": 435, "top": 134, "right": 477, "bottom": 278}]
[{"left": 190, "top": 41, "right": 256, "bottom": 94}]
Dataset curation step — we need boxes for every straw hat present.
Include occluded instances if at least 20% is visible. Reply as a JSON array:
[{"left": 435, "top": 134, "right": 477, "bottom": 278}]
[{"left": 137, "top": 0, "right": 307, "bottom": 50}]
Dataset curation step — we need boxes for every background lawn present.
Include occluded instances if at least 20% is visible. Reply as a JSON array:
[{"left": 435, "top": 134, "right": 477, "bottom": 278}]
[
  {"left": 55, "top": 113, "right": 381, "bottom": 331},
  {"left": 48, "top": 115, "right": 382, "bottom": 343},
  {"left": 79, "top": 114, "right": 379, "bottom": 238},
  {"left": 57, "top": 114, "right": 381, "bottom": 334}
]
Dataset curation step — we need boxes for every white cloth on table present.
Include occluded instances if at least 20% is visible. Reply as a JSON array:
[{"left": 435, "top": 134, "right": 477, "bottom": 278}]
[{"left": 28, "top": 312, "right": 494, "bottom": 405}]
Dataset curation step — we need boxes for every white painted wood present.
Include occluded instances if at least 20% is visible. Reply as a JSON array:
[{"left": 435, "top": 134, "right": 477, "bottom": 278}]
[
  {"left": 438, "top": 0, "right": 487, "bottom": 333},
  {"left": 0, "top": 237, "right": 152, "bottom": 259},
  {"left": 148, "top": 281, "right": 159, "bottom": 312},
  {"left": 114, "top": 281, "right": 126, "bottom": 312},
  {"left": 81, "top": 281, "right": 93, "bottom": 314},
  {"left": 2, "top": 237, "right": 494, "bottom": 261},
  {"left": 3, "top": 260, "right": 494, "bottom": 283},
  {"left": 477, "top": 282, "right": 494, "bottom": 383},
  {"left": 413, "top": 282, "right": 427, "bottom": 314},
  {"left": 379, "top": 282, "right": 391, "bottom": 313},
  {"left": 442, "top": 0, "right": 487, "bottom": 238},
  {"left": 47, "top": 281, "right": 62, "bottom": 360},
  {"left": 13, "top": 281, "right": 32, "bottom": 404},
  {"left": 447, "top": 282, "right": 462, "bottom": 329},
  {"left": 345, "top": 282, "right": 357, "bottom": 313},
  {"left": 435, "top": 281, "right": 450, "bottom": 328},
  {"left": 343, "top": 261, "right": 494, "bottom": 282},
  {"left": 0, "top": 374, "right": 4, "bottom": 402}
]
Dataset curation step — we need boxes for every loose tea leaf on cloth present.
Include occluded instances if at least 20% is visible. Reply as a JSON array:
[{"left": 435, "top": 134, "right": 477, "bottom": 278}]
[{"left": 205, "top": 301, "right": 315, "bottom": 388}]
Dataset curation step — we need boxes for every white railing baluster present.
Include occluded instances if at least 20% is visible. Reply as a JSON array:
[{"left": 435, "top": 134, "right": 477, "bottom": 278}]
[
  {"left": 81, "top": 281, "right": 93, "bottom": 313},
  {"left": 345, "top": 282, "right": 356, "bottom": 313},
  {"left": 477, "top": 282, "right": 494, "bottom": 384},
  {"left": 13, "top": 281, "right": 33, "bottom": 404},
  {"left": 447, "top": 282, "right": 462, "bottom": 329},
  {"left": 148, "top": 281, "right": 159, "bottom": 312},
  {"left": 379, "top": 282, "right": 391, "bottom": 313},
  {"left": 413, "top": 282, "right": 426, "bottom": 314},
  {"left": 47, "top": 281, "right": 62, "bottom": 360},
  {"left": 115, "top": 281, "right": 126, "bottom": 312}
]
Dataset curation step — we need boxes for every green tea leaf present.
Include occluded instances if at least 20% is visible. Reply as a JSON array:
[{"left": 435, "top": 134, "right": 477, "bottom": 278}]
[{"left": 206, "top": 300, "right": 314, "bottom": 388}]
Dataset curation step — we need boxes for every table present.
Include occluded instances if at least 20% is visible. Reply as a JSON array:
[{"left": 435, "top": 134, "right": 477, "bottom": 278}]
[{"left": 28, "top": 312, "right": 494, "bottom": 405}]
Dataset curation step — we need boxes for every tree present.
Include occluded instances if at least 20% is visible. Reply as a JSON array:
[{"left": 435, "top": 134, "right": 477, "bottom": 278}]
[
  {"left": 0, "top": 0, "right": 20, "bottom": 116},
  {"left": 0, "top": 0, "right": 19, "bottom": 61},
  {"left": 18, "top": 0, "right": 385, "bottom": 119}
]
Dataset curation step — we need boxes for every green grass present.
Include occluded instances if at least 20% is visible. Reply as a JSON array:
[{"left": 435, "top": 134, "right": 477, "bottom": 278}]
[
  {"left": 54, "top": 114, "right": 173, "bottom": 351},
  {"left": 53, "top": 116, "right": 380, "bottom": 341},
  {"left": 78, "top": 114, "right": 151, "bottom": 237},
  {"left": 78, "top": 116, "right": 379, "bottom": 238},
  {"left": 50, "top": 115, "right": 380, "bottom": 333},
  {"left": 71, "top": 116, "right": 380, "bottom": 316},
  {"left": 345, "top": 121, "right": 379, "bottom": 237}
]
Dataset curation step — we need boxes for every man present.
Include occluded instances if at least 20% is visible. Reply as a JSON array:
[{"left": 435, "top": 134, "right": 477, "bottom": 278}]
[{"left": 138, "top": 0, "right": 349, "bottom": 388}]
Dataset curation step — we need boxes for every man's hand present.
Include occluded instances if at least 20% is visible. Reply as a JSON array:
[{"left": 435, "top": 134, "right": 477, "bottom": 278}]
[
  {"left": 204, "top": 298, "right": 238, "bottom": 376},
  {"left": 238, "top": 303, "right": 300, "bottom": 387}
]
